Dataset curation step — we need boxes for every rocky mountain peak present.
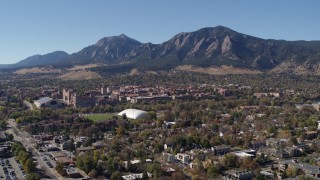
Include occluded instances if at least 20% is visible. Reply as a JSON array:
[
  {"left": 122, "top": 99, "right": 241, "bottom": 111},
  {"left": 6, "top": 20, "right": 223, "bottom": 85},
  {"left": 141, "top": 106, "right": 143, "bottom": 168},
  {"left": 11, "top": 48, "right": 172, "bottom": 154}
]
[{"left": 3, "top": 26, "right": 320, "bottom": 74}]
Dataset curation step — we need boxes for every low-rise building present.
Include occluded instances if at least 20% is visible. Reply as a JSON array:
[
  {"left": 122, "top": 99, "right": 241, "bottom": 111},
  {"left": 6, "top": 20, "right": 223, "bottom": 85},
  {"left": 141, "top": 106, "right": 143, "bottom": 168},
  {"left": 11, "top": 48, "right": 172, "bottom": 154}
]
[
  {"left": 280, "top": 160, "right": 320, "bottom": 179},
  {"left": 251, "top": 140, "right": 266, "bottom": 149},
  {"left": 92, "top": 141, "right": 106, "bottom": 149},
  {"left": 34, "top": 97, "right": 64, "bottom": 109},
  {"left": 66, "top": 167, "right": 81, "bottom": 178},
  {"left": 284, "top": 147, "right": 301, "bottom": 157},
  {"left": 224, "top": 169, "right": 254, "bottom": 180},
  {"left": 213, "top": 145, "right": 231, "bottom": 155},
  {"left": 305, "top": 131, "right": 318, "bottom": 140},
  {"left": 175, "top": 153, "right": 190, "bottom": 164},
  {"left": 233, "top": 149, "right": 256, "bottom": 159},
  {"left": 76, "top": 146, "right": 94, "bottom": 155},
  {"left": 122, "top": 173, "right": 152, "bottom": 180},
  {"left": 163, "top": 153, "right": 175, "bottom": 163}
]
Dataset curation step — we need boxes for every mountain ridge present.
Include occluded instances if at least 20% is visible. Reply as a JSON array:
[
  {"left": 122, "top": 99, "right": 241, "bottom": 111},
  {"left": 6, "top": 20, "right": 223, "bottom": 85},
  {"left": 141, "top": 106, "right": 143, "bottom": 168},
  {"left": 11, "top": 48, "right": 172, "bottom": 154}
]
[{"left": 1, "top": 26, "right": 320, "bottom": 74}]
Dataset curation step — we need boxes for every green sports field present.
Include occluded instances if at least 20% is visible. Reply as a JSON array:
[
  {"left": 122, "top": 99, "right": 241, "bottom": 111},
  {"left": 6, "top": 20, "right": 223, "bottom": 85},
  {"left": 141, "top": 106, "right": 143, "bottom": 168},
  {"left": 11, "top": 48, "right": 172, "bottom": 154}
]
[{"left": 85, "top": 113, "right": 114, "bottom": 122}]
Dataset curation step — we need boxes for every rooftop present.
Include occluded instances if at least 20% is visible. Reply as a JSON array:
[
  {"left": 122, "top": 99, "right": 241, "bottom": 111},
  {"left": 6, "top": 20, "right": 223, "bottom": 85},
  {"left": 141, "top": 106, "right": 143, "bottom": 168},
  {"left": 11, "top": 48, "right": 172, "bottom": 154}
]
[{"left": 34, "top": 97, "right": 52, "bottom": 104}]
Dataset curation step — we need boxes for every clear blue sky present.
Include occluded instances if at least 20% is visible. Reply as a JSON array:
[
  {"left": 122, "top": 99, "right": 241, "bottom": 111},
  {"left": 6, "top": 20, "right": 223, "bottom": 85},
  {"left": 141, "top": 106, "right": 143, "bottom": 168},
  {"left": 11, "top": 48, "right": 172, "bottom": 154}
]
[{"left": 0, "top": 0, "right": 319, "bottom": 64}]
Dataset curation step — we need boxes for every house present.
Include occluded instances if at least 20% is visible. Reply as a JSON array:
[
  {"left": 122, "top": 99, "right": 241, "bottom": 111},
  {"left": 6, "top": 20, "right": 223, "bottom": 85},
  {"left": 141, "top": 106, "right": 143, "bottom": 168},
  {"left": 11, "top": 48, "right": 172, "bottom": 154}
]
[
  {"left": 260, "top": 170, "right": 275, "bottom": 180},
  {"left": 217, "top": 88, "right": 230, "bottom": 96},
  {"left": 0, "top": 132, "right": 6, "bottom": 142},
  {"left": 50, "top": 152, "right": 68, "bottom": 160},
  {"left": 269, "top": 92, "right": 281, "bottom": 98},
  {"left": 92, "top": 141, "right": 106, "bottom": 149},
  {"left": 275, "top": 149, "right": 289, "bottom": 159},
  {"left": 224, "top": 169, "right": 254, "bottom": 180},
  {"left": 162, "top": 166, "right": 176, "bottom": 175},
  {"left": 163, "top": 122, "right": 176, "bottom": 129},
  {"left": 284, "top": 147, "right": 301, "bottom": 157},
  {"left": 49, "top": 151, "right": 73, "bottom": 165},
  {"left": 257, "top": 147, "right": 277, "bottom": 158},
  {"left": 130, "top": 95, "right": 172, "bottom": 104},
  {"left": 56, "top": 156, "right": 73, "bottom": 165},
  {"left": 45, "top": 144, "right": 61, "bottom": 151},
  {"left": 163, "top": 153, "right": 175, "bottom": 163},
  {"left": 253, "top": 93, "right": 268, "bottom": 98},
  {"left": 233, "top": 149, "right": 256, "bottom": 159},
  {"left": 61, "top": 141, "right": 73, "bottom": 150},
  {"left": 123, "top": 160, "right": 141, "bottom": 169},
  {"left": 76, "top": 147, "right": 94, "bottom": 155},
  {"left": 175, "top": 153, "right": 190, "bottom": 164},
  {"left": 312, "top": 102, "right": 320, "bottom": 111},
  {"left": 305, "top": 131, "right": 318, "bottom": 140},
  {"left": 295, "top": 144, "right": 310, "bottom": 154},
  {"left": 265, "top": 138, "right": 279, "bottom": 148},
  {"left": 251, "top": 140, "right": 266, "bottom": 149},
  {"left": 220, "top": 114, "right": 231, "bottom": 122},
  {"left": 66, "top": 167, "right": 81, "bottom": 178},
  {"left": 280, "top": 160, "right": 320, "bottom": 179},
  {"left": 213, "top": 145, "right": 231, "bottom": 155}
]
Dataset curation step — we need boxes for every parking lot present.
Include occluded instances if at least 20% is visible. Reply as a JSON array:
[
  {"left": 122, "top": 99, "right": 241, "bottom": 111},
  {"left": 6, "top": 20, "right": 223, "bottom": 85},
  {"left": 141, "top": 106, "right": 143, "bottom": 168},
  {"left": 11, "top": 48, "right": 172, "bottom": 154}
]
[
  {"left": 0, "top": 157, "right": 26, "bottom": 180},
  {"left": 41, "top": 153, "right": 56, "bottom": 169}
]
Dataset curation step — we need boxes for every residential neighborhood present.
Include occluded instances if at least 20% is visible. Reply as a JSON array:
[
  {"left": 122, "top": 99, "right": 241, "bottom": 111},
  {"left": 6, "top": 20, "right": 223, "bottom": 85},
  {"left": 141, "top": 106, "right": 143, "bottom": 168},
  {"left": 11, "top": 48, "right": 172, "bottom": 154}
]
[
  {"left": 0, "top": 1, "right": 319, "bottom": 180},
  {"left": 1, "top": 73, "right": 320, "bottom": 180}
]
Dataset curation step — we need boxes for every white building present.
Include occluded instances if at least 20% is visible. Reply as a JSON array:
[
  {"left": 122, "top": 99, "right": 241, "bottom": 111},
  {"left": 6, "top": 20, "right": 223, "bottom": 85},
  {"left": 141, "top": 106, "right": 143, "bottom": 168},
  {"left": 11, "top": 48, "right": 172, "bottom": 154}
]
[
  {"left": 34, "top": 97, "right": 54, "bottom": 108},
  {"left": 118, "top": 109, "right": 148, "bottom": 119},
  {"left": 122, "top": 173, "right": 152, "bottom": 180}
]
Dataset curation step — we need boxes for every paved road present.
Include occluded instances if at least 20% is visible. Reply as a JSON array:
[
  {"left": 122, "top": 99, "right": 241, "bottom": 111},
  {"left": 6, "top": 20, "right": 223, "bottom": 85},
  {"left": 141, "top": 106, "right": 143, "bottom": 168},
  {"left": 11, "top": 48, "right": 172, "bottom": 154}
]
[
  {"left": 6, "top": 119, "right": 87, "bottom": 180},
  {"left": 6, "top": 120, "right": 60, "bottom": 179}
]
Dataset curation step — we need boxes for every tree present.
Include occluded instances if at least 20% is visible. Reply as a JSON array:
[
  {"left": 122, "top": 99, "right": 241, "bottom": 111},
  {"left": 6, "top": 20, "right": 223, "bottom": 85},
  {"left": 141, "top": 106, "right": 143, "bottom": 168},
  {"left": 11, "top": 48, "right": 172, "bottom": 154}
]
[
  {"left": 116, "top": 125, "right": 125, "bottom": 137},
  {"left": 141, "top": 171, "right": 148, "bottom": 180},
  {"left": 111, "top": 139, "right": 121, "bottom": 152},
  {"left": 146, "top": 163, "right": 164, "bottom": 178},
  {"left": 76, "top": 153, "right": 95, "bottom": 174},
  {"left": 56, "top": 162, "right": 67, "bottom": 176},
  {"left": 6, "top": 134, "right": 14, "bottom": 141},
  {"left": 88, "top": 169, "right": 97, "bottom": 178},
  {"left": 18, "top": 151, "right": 29, "bottom": 164},
  {"left": 106, "top": 156, "right": 120, "bottom": 172},
  {"left": 240, "top": 158, "right": 259, "bottom": 171},
  {"left": 26, "top": 173, "right": 41, "bottom": 180},
  {"left": 207, "top": 165, "right": 220, "bottom": 179},
  {"left": 93, "top": 150, "right": 100, "bottom": 163},
  {"left": 255, "top": 173, "right": 268, "bottom": 180},
  {"left": 122, "top": 113, "right": 127, "bottom": 120},
  {"left": 289, "top": 136, "right": 298, "bottom": 146},
  {"left": 24, "top": 159, "right": 36, "bottom": 173},
  {"left": 0, "top": 121, "right": 6, "bottom": 129},
  {"left": 110, "top": 171, "right": 122, "bottom": 180},
  {"left": 222, "top": 154, "right": 238, "bottom": 169},
  {"left": 171, "top": 171, "right": 185, "bottom": 180},
  {"left": 298, "top": 176, "right": 317, "bottom": 180},
  {"left": 147, "top": 111, "right": 157, "bottom": 120},
  {"left": 254, "top": 153, "right": 268, "bottom": 165},
  {"left": 286, "top": 166, "right": 300, "bottom": 178},
  {"left": 65, "top": 139, "right": 75, "bottom": 152}
]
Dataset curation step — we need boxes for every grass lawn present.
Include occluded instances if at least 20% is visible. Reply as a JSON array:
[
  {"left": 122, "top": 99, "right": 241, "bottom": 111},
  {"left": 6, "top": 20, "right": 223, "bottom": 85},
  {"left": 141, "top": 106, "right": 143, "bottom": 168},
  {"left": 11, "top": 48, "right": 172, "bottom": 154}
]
[{"left": 86, "top": 113, "right": 114, "bottom": 122}]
